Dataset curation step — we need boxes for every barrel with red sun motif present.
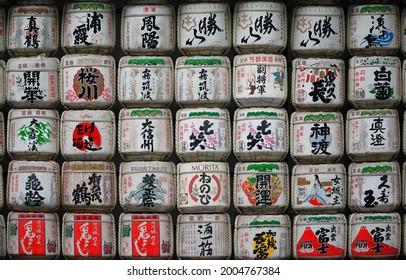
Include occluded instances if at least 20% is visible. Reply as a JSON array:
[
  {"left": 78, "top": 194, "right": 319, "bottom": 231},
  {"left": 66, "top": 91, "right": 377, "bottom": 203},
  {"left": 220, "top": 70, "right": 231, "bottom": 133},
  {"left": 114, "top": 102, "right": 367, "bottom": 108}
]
[
  {"left": 293, "top": 214, "right": 347, "bottom": 259},
  {"left": 7, "top": 212, "right": 59, "bottom": 259},
  {"left": 348, "top": 212, "right": 400, "bottom": 259},
  {"left": 60, "top": 110, "right": 116, "bottom": 161},
  {"left": 119, "top": 213, "right": 173, "bottom": 259},
  {"left": 62, "top": 213, "right": 116, "bottom": 259}
]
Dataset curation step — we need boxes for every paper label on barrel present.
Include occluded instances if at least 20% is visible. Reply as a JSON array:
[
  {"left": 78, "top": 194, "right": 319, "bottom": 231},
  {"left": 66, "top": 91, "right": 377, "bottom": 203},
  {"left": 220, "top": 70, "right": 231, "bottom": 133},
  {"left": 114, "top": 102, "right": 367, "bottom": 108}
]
[
  {"left": 63, "top": 5, "right": 114, "bottom": 48},
  {"left": 293, "top": 114, "right": 342, "bottom": 158},
  {"left": 348, "top": 113, "right": 398, "bottom": 155},
  {"left": 8, "top": 213, "right": 58, "bottom": 257},
  {"left": 178, "top": 217, "right": 228, "bottom": 258},
  {"left": 8, "top": 172, "right": 57, "bottom": 210},
  {"left": 64, "top": 214, "right": 114, "bottom": 258},
  {"left": 62, "top": 117, "right": 114, "bottom": 159},
  {"left": 178, "top": 164, "right": 228, "bottom": 210},
  {"left": 237, "top": 226, "right": 289, "bottom": 259},
  {"left": 123, "top": 6, "right": 174, "bottom": 53},
  {"left": 18, "top": 216, "right": 46, "bottom": 256},
  {"left": 235, "top": 8, "right": 284, "bottom": 48},
  {"left": 234, "top": 57, "right": 286, "bottom": 101},
  {"left": 64, "top": 171, "right": 114, "bottom": 209},
  {"left": 236, "top": 163, "right": 287, "bottom": 208},
  {"left": 349, "top": 6, "right": 398, "bottom": 50},
  {"left": 293, "top": 172, "right": 344, "bottom": 210},
  {"left": 8, "top": 68, "right": 57, "bottom": 104},
  {"left": 350, "top": 165, "right": 399, "bottom": 211},
  {"left": 120, "top": 214, "right": 171, "bottom": 258},
  {"left": 294, "top": 61, "right": 342, "bottom": 107},
  {"left": 8, "top": 8, "right": 58, "bottom": 51},
  {"left": 63, "top": 65, "right": 114, "bottom": 107},
  {"left": 120, "top": 62, "right": 172, "bottom": 103},
  {"left": 121, "top": 172, "right": 174, "bottom": 211},
  {"left": 177, "top": 61, "right": 228, "bottom": 103},
  {"left": 351, "top": 61, "right": 399, "bottom": 102},
  {"left": 180, "top": 8, "right": 229, "bottom": 49},
  {"left": 350, "top": 223, "right": 399, "bottom": 257},
  {"left": 10, "top": 112, "right": 58, "bottom": 155},
  {"left": 178, "top": 116, "right": 228, "bottom": 154},
  {"left": 132, "top": 214, "right": 160, "bottom": 257},
  {"left": 119, "top": 109, "right": 172, "bottom": 153},
  {"left": 73, "top": 215, "right": 102, "bottom": 257},
  {"left": 296, "top": 224, "right": 345, "bottom": 257},
  {"left": 292, "top": 10, "right": 341, "bottom": 50},
  {"left": 235, "top": 117, "right": 286, "bottom": 153}
]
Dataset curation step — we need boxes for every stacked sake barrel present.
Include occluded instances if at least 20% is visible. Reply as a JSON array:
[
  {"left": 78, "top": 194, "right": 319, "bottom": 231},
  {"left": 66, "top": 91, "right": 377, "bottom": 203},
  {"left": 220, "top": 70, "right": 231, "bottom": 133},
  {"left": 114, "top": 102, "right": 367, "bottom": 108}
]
[
  {"left": 59, "top": 0, "right": 117, "bottom": 259},
  {"left": 174, "top": 1, "right": 232, "bottom": 260},
  {"left": 289, "top": 1, "right": 347, "bottom": 259},
  {"left": 0, "top": 0, "right": 5, "bottom": 260},
  {"left": 3, "top": 0, "right": 61, "bottom": 260},
  {"left": 117, "top": 0, "right": 176, "bottom": 260},
  {"left": 345, "top": 3, "right": 402, "bottom": 260},
  {"left": 231, "top": 1, "right": 291, "bottom": 260}
]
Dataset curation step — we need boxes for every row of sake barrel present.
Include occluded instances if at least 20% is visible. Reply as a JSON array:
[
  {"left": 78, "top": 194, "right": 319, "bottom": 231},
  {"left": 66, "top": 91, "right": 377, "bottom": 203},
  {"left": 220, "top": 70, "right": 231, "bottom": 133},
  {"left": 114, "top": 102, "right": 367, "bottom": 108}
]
[
  {"left": 1, "top": 54, "right": 405, "bottom": 110},
  {"left": 0, "top": 212, "right": 405, "bottom": 260},
  {"left": 1, "top": 160, "right": 406, "bottom": 215},
  {"left": 0, "top": 108, "right": 404, "bottom": 163},
  {"left": 2, "top": 3, "right": 406, "bottom": 58}
]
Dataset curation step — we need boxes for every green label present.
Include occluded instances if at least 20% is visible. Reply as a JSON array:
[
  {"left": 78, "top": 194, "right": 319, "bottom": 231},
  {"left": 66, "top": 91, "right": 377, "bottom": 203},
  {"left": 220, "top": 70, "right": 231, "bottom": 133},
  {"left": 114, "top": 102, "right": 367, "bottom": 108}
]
[
  {"left": 361, "top": 165, "right": 393, "bottom": 174},
  {"left": 189, "top": 111, "right": 220, "bottom": 117},
  {"left": 246, "top": 111, "right": 278, "bottom": 118},
  {"left": 65, "top": 225, "right": 73, "bottom": 238},
  {"left": 362, "top": 215, "right": 394, "bottom": 222},
  {"left": 122, "top": 224, "right": 131, "bottom": 238},
  {"left": 360, "top": 109, "right": 393, "bottom": 116},
  {"left": 247, "top": 163, "right": 280, "bottom": 173},
  {"left": 308, "top": 216, "right": 338, "bottom": 222},
  {"left": 18, "top": 120, "right": 52, "bottom": 145},
  {"left": 72, "top": 3, "right": 106, "bottom": 10},
  {"left": 303, "top": 113, "right": 336, "bottom": 122},
  {"left": 360, "top": 5, "right": 392, "bottom": 13},
  {"left": 128, "top": 58, "right": 166, "bottom": 66},
  {"left": 184, "top": 58, "right": 222, "bottom": 66},
  {"left": 130, "top": 109, "right": 163, "bottom": 117},
  {"left": 248, "top": 220, "right": 282, "bottom": 226}
]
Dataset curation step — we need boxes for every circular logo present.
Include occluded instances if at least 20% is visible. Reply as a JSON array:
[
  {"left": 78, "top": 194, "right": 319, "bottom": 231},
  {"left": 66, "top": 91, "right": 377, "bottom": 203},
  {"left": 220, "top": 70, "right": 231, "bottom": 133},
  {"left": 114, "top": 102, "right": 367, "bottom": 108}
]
[
  {"left": 355, "top": 88, "right": 365, "bottom": 100},
  {"left": 121, "top": 241, "right": 130, "bottom": 254},
  {"left": 352, "top": 141, "right": 360, "bottom": 152},
  {"left": 238, "top": 140, "right": 246, "bottom": 152},
  {"left": 297, "top": 89, "right": 307, "bottom": 103},
  {"left": 180, "top": 141, "right": 188, "bottom": 152}
]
